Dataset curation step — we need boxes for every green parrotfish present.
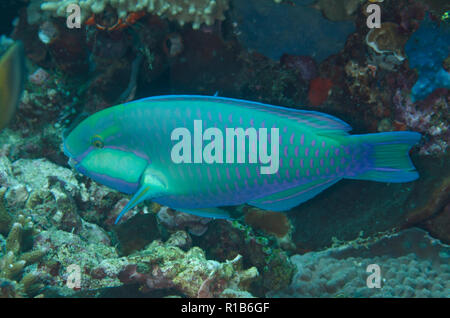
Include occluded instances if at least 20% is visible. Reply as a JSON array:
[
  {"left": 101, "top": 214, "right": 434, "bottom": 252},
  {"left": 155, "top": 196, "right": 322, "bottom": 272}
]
[
  {"left": 63, "top": 95, "right": 421, "bottom": 223},
  {"left": 0, "top": 42, "right": 25, "bottom": 131}
]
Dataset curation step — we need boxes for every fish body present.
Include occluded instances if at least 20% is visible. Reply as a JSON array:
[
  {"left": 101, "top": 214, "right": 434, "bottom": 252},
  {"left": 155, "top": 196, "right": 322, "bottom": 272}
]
[
  {"left": 0, "top": 42, "right": 25, "bottom": 131},
  {"left": 63, "top": 95, "right": 421, "bottom": 223}
]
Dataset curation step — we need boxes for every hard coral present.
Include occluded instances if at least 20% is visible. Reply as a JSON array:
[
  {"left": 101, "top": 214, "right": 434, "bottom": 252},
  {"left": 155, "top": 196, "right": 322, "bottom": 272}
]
[
  {"left": 41, "top": 0, "right": 229, "bottom": 29},
  {"left": 0, "top": 215, "right": 46, "bottom": 297},
  {"left": 270, "top": 228, "right": 450, "bottom": 297}
]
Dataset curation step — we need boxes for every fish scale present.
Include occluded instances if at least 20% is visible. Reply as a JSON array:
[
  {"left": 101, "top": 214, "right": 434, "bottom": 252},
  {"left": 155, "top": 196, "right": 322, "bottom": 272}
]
[{"left": 63, "top": 95, "right": 421, "bottom": 222}]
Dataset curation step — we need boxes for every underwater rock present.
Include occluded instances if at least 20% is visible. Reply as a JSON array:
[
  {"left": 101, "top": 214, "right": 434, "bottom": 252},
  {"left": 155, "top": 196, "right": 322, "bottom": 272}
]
[
  {"left": 0, "top": 193, "right": 12, "bottom": 235},
  {"left": 115, "top": 234, "right": 258, "bottom": 298},
  {"left": 77, "top": 181, "right": 122, "bottom": 226},
  {"left": 157, "top": 206, "right": 212, "bottom": 236},
  {"left": 316, "top": 0, "right": 363, "bottom": 22},
  {"left": 1, "top": 157, "right": 89, "bottom": 233},
  {"left": 421, "top": 203, "right": 450, "bottom": 244},
  {"left": 201, "top": 220, "right": 295, "bottom": 296},
  {"left": 404, "top": 156, "right": 450, "bottom": 229},
  {"left": 308, "top": 77, "right": 334, "bottom": 106},
  {"left": 280, "top": 54, "right": 318, "bottom": 82},
  {"left": 169, "top": 27, "right": 307, "bottom": 106},
  {"left": 12, "top": 9, "right": 47, "bottom": 64},
  {"left": 231, "top": 0, "right": 355, "bottom": 61},
  {"left": 28, "top": 67, "right": 50, "bottom": 85},
  {"left": 41, "top": 18, "right": 88, "bottom": 75},
  {"left": 269, "top": 228, "right": 450, "bottom": 297},
  {"left": 112, "top": 213, "right": 161, "bottom": 256},
  {"left": 34, "top": 229, "right": 120, "bottom": 291}
]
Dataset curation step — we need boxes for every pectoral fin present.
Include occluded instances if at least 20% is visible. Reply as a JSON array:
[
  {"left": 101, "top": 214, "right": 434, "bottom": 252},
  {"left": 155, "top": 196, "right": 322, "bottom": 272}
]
[{"left": 115, "top": 167, "right": 167, "bottom": 224}]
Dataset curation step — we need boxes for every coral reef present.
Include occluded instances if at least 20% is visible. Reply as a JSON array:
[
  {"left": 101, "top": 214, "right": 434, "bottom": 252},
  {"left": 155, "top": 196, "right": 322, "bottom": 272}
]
[
  {"left": 116, "top": 234, "right": 258, "bottom": 297},
  {"left": 157, "top": 205, "right": 212, "bottom": 236},
  {"left": 366, "top": 22, "right": 407, "bottom": 59},
  {"left": 280, "top": 54, "right": 318, "bottom": 82},
  {"left": 269, "top": 228, "right": 449, "bottom": 297},
  {"left": 308, "top": 77, "right": 334, "bottom": 106},
  {"left": 200, "top": 219, "right": 296, "bottom": 296},
  {"left": 34, "top": 229, "right": 257, "bottom": 297},
  {"left": 0, "top": 0, "right": 448, "bottom": 299},
  {"left": 393, "top": 89, "right": 449, "bottom": 155},
  {"left": 34, "top": 229, "right": 121, "bottom": 292},
  {"left": 40, "top": 0, "right": 230, "bottom": 29},
  {"left": 404, "top": 15, "right": 450, "bottom": 101}
]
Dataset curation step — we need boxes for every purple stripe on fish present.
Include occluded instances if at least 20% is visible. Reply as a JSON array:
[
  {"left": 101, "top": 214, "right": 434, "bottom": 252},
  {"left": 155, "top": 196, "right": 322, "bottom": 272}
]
[
  {"left": 76, "top": 165, "right": 138, "bottom": 194},
  {"left": 207, "top": 167, "right": 212, "bottom": 182},
  {"left": 235, "top": 167, "right": 241, "bottom": 179}
]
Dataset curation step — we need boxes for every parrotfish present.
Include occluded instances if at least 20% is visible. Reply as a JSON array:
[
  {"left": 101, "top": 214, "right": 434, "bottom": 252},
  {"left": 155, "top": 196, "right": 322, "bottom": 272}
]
[
  {"left": 0, "top": 42, "right": 25, "bottom": 131},
  {"left": 63, "top": 95, "right": 421, "bottom": 224}
]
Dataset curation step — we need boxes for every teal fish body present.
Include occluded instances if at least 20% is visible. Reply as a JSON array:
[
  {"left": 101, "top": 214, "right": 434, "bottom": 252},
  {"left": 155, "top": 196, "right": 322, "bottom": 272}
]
[{"left": 63, "top": 95, "right": 421, "bottom": 223}]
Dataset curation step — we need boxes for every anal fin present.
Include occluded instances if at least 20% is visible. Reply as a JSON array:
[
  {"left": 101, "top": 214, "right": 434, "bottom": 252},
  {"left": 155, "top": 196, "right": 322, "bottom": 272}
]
[
  {"left": 176, "top": 207, "right": 233, "bottom": 219},
  {"left": 248, "top": 178, "right": 341, "bottom": 211}
]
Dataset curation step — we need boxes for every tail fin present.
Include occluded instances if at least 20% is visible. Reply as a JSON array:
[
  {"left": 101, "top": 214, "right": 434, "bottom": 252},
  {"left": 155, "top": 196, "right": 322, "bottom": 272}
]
[{"left": 348, "top": 131, "right": 421, "bottom": 183}]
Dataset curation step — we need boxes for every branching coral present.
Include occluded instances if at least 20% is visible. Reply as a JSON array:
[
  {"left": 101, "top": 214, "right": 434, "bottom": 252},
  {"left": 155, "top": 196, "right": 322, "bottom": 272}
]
[
  {"left": 0, "top": 214, "right": 47, "bottom": 297},
  {"left": 40, "top": 0, "right": 230, "bottom": 29}
]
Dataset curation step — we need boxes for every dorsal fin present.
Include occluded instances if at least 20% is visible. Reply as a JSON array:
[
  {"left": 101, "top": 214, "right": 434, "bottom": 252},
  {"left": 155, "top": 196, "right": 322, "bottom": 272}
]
[{"left": 127, "top": 95, "right": 352, "bottom": 135}]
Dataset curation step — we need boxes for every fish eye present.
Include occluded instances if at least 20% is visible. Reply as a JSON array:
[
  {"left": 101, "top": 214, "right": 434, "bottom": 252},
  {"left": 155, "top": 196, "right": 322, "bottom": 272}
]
[{"left": 91, "top": 135, "right": 104, "bottom": 148}]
